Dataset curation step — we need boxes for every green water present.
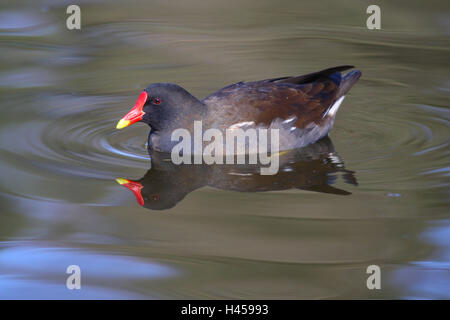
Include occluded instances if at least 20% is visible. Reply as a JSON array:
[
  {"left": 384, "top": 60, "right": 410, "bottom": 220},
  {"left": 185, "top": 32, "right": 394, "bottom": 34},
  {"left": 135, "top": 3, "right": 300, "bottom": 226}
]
[{"left": 0, "top": 0, "right": 449, "bottom": 299}]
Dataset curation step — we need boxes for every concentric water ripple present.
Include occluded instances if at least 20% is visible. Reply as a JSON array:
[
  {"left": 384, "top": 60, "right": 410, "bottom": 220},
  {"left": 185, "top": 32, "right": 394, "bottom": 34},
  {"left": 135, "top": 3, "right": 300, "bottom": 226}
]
[
  {"left": 0, "top": 0, "right": 449, "bottom": 300},
  {"left": 0, "top": 94, "right": 151, "bottom": 175},
  {"left": 0, "top": 89, "right": 448, "bottom": 202}
]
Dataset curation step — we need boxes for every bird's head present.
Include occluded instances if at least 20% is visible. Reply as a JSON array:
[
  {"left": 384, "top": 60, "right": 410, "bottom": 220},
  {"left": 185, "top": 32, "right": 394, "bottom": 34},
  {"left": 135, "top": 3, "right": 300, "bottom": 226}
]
[{"left": 116, "top": 83, "right": 203, "bottom": 132}]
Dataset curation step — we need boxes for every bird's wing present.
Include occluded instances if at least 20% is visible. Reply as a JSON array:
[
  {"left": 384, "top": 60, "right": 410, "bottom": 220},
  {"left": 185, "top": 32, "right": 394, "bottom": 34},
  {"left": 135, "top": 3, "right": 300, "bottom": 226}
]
[{"left": 203, "top": 66, "right": 355, "bottom": 129}]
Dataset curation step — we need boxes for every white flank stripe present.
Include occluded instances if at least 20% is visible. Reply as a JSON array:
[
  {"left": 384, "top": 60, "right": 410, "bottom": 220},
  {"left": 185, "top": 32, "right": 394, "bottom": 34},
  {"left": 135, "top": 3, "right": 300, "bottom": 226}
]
[
  {"left": 282, "top": 116, "right": 296, "bottom": 124},
  {"left": 325, "top": 96, "right": 345, "bottom": 117},
  {"left": 228, "top": 121, "right": 255, "bottom": 130}
]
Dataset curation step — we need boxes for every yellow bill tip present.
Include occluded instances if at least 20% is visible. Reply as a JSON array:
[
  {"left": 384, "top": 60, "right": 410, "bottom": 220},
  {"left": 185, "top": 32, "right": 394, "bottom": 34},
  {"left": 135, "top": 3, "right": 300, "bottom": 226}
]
[
  {"left": 115, "top": 177, "right": 130, "bottom": 185},
  {"left": 116, "top": 119, "right": 130, "bottom": 129},
  {"left": 272, "top": 150, "right": 290, "bottom": 157}
]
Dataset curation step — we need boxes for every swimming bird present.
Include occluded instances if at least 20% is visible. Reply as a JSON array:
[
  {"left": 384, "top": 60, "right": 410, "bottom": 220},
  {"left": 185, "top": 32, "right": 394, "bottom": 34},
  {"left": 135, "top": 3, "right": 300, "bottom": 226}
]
[{"left": 116, "top": 66, "right": 361, "bottom": 152}]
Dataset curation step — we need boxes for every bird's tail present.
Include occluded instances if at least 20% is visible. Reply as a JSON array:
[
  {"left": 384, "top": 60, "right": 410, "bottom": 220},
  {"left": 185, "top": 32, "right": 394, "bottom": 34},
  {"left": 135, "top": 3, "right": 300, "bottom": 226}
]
[
  {"left": 337, "top": 69, "right": 362, "bottom": 98},
  {"left": 322, "top": 68, "right": 361, "bottom": 118}
]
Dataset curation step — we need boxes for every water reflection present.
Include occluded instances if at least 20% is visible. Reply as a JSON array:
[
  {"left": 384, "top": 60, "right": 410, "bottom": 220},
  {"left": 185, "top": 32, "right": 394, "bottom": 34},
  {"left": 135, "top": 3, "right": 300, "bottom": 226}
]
[
  {"left": 0, "top": 245, "right": 177, "bottom": 299},
  {"left": 117, "top": 137, "right": 357, "bottom": 210},
  {"left": 0, "top": 0, "right": 449, "bottom": 299}
]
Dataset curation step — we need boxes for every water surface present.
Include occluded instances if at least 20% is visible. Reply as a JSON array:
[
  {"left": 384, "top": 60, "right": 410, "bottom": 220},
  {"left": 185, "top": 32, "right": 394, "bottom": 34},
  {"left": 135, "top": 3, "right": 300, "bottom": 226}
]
[{"left": 0, "top": 0, "right": 449, "bottom": 299}]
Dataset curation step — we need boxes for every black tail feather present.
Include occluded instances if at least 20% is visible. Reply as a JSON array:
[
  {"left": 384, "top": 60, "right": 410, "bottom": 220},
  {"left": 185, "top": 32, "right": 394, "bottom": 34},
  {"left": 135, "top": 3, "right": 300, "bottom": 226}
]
[{"left": 275, "top": 65, "right": 355, "bottom": 85}]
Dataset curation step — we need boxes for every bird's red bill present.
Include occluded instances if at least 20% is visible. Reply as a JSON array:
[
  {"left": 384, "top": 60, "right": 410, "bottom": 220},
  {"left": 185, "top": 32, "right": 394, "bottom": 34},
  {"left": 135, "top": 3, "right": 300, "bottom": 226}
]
[
  {"left": 116, "top": 178, "right": 145, "bottom": 206},
  {"left": 116, "top": 91, "right": 148, "bottom": 129}
]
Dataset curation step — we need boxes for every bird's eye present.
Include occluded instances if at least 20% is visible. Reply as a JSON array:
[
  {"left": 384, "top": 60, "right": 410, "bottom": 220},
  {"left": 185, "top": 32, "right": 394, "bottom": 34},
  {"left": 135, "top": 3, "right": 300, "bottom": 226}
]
[{"left": 152, "top": 97, "right": 161, "bottom": 105}]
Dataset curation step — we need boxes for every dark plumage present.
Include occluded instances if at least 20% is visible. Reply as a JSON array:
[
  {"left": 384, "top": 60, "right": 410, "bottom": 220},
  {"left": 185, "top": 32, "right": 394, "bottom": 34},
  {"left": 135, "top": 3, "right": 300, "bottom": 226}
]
[{"left": 116, "top": 66, "right": 361, "bottom": 151}]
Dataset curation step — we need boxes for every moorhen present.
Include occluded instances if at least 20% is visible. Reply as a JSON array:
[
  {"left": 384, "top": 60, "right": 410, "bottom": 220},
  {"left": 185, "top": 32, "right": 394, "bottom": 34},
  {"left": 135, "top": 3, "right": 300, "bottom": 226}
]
[{"left": 116, "top": 66, "right": 361, "bottom": 152}]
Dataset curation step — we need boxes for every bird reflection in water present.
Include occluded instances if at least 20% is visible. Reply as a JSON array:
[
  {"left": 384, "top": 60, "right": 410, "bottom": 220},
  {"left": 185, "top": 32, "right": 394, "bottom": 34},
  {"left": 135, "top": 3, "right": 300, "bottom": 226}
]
[{"left": 116, "top": 137, "right": 357, "bottom": 211}]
